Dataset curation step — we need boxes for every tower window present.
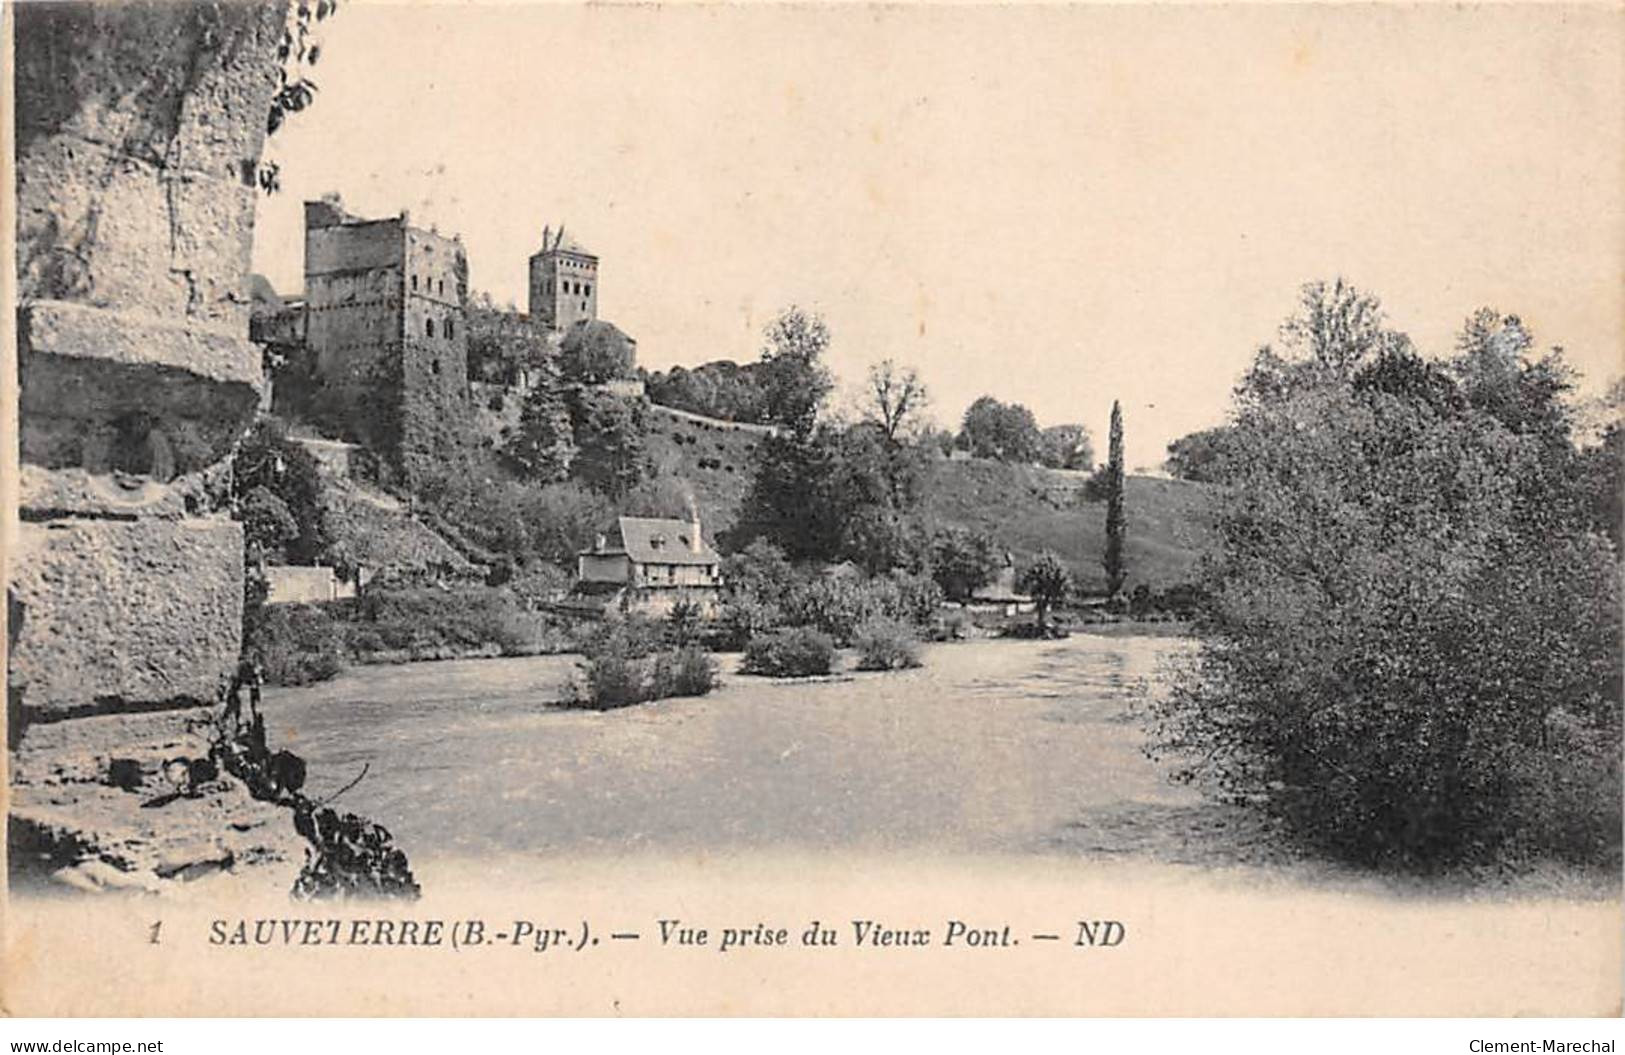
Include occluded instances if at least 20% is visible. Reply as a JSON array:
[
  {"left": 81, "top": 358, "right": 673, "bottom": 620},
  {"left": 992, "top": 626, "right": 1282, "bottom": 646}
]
[
  {"left": 431, "top": 359, "right": 441, "bottom": 376},
  {"left": 411, "top": 275, "right": 418, "bottom": 290},
  {"left": 438, "top": 279, "right": 444, "bottom": 295},
  {"left": 445, "top": 318, "right": 454, "bottom": 339},
  {"left": 426, "top": 318, "right": 435, "bottom": 338},
  {"left": 585, "top": 284, "right": 592, "bottom": 297}
]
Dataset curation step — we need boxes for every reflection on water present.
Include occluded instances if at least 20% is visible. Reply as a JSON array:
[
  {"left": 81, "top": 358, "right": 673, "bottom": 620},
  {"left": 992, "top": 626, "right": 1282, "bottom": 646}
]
[{"left": 263, "top": 633, "right": 1268, "bottom": 869}]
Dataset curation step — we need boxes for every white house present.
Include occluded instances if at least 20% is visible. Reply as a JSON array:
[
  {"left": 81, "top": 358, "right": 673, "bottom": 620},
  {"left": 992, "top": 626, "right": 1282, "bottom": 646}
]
[{"left": 576, "top": 511, "right": 724, "bottom": 617}]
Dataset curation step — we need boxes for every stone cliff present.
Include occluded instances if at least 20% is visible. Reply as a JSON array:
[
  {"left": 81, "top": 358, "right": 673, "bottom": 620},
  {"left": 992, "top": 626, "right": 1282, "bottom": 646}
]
[{"left": 8, "top": 0, "right": 308, "bottom": 894}]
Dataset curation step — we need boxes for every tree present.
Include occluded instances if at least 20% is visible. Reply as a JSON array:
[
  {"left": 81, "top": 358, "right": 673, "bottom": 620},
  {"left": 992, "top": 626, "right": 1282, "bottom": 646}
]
[
  {"left": 1164, "top": 426, "right": 1237, "bottom": 483},
  {"left": 1019, "top": 551, "right": 1071, "bottom": 629},
  {"left": 1148, "top": 285, "right": 1622, "bottom": 870},
  {"left": 1101, "top": 400, "right": 1126, "bottom": 598},
  {"left": 559, "top": 320, "right": 637, "bottom": 385},
  {"left": 1039, "top": 424, "right": 1094, "bottom": 471},
  {"left": 646, "top": 360, "right": 769, "bottom": 423},
  {"left": 758, "top": 306, "right": 834, "bottom": 435},
  {"left": 732, "top": 429, "right": 846, "bottom": 562},
  {"left": 929, "top": 527, "right": 1001, "bottom": 602},
  {"left": 863, "top": 360, "right": 930, "bottom": 442},
  {"left": 958, "top": 396, "right": 1043, "bottom": 463},
  {"left": 566, "top": 388, "right": 647, "bottom": 499},
  {"left": 231, "top": 416, "right": 330, "bottom": 566},
  {"left": 240, "top": 485, "right": 299, "bottom": 565},
  {"left": 503, "top": 374, "right": 574, "bottom": 481}
]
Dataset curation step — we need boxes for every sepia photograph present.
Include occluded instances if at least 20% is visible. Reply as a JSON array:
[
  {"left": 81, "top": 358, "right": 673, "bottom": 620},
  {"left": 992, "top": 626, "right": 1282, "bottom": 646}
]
[{"left": 3, "top": 0, "right": 1622, "bottom": 1022}]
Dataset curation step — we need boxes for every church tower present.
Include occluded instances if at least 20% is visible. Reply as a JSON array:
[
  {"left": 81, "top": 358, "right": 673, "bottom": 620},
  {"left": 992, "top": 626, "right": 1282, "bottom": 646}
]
[{"left": 528, "top": 224, "right": 598, "bottom": 333}]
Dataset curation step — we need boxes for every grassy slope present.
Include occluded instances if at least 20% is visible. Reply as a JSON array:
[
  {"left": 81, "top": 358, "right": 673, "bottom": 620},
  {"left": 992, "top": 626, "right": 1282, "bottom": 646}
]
[
  {"left": 643, "top": 405, "right": 1214, "bottom": 591},
  {"left": 922, "top": 460, "right": 1215, "bottom": 593},
  {"left": 642, "top": 404, "right": 764, "bottom": 534}
]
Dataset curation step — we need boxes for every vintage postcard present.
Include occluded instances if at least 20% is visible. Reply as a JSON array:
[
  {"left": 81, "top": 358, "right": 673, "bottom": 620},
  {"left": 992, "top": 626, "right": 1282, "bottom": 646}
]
[{"left": 3, "top": 0, "right": 1622, "bottom": 1019}]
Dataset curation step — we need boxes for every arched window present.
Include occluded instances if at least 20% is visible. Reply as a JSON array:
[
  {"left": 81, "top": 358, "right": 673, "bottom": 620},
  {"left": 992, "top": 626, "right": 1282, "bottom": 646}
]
[
  {"left": 445, "top": 318, "right": 454, "bottom": 339},
  {"left": 426, "top": 318, "right": 435, "bottom": 338},
  {"left": 437, "top": 279, "right": 444, "bottom": 295},
  {"left": 411, "top": 275, "right": 418, "bottom": 291}
]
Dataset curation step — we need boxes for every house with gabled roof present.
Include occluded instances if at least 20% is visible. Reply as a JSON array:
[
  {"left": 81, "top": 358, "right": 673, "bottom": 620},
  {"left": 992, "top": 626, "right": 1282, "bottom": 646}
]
[{"left": 575, "top": 509, "right": 724, "bottom": 617}]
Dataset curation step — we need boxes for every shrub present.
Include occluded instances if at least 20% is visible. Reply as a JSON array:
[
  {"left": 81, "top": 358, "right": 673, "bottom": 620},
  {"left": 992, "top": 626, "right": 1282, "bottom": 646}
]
[
  {"left": 244, "top": 603, "right": 348, "bottom": 686},
  {"left": 1149, "top": 289, "right": 1623, "bottom": 871},
  {"left": 651, "top": 645, "right": 719, "bottom": 699},
  {"left": 853, "top": 617, "right": 921, "bottom": 671},
  {"left": 718, "top": 596, "right": 784, "bottom": 650},
  {"left": 742, "top": 628, "right": 838, "bottom": 678},
  {"left": 348, "top": 585, "right": 543, "bottom": 658},
  {"left": 570, "top": 624, "right": 717, "bottom": 709}
]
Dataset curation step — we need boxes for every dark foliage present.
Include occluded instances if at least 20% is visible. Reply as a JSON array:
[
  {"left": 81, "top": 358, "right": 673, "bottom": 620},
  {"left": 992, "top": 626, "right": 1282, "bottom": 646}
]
[
  {"left": 742, "top": 627, "right": 838, "bottom": 678},
  {"left": 1149, "top": 282, "right": 1623, "bottom": 872}
]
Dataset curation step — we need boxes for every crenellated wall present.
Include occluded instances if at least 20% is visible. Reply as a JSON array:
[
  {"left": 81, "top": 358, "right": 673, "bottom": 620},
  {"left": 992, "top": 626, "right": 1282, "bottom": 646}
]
[{"left": 11, "top": 0, "right": 287, "bottom": 720}]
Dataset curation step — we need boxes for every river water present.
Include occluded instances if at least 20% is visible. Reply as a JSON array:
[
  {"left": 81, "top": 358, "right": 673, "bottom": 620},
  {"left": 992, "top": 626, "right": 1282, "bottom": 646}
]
[{"left": 262, "top": 633, "right": 1288, "bottom": 869}]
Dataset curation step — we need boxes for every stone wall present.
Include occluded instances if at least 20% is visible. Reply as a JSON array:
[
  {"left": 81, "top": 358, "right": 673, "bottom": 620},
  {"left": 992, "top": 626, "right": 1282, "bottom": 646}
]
[
  {"left": 12, "top": 0, "right": 287, "bottom": 721},
  {"left": 8, "top": 1, "right": 318, "bottom": 895}
]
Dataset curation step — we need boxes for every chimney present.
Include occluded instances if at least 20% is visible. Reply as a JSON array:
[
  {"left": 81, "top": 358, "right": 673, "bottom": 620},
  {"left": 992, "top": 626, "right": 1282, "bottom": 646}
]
[
  {"left": 542, "top": 225, "right": 551, "bottom": 250},
  {"left": 686, "top": 497, "right": 703, "bottom": 554}
]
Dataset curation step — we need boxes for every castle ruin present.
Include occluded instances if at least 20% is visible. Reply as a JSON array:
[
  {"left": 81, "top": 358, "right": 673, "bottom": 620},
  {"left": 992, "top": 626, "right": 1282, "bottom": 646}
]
[{"left": 300, "top": 196, "right": 471, "bottom": 485}]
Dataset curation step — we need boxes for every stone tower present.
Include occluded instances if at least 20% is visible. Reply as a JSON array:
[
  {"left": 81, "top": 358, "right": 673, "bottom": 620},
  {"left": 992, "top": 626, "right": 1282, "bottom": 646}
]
[
  {"left": 301, "top": 196, "right": 470, "bottom": 484},
  {"left": 528, "top": 225, "right": 598, "bottom": 333}
]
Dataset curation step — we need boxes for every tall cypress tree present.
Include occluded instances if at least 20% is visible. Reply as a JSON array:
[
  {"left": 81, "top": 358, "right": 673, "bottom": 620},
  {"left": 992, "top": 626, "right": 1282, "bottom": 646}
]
[{"left": 1103, "top": 400, "right": 1126, "bottom": 598}]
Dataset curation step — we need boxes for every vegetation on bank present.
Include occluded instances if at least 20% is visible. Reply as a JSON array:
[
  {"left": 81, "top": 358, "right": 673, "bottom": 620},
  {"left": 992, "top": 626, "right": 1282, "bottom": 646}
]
[
  {"left": 567, "top": 617, "right": 718, "bottom": 710},
  {"left": 1147, "top": 281, "right": 1623, "bottom": 874}
]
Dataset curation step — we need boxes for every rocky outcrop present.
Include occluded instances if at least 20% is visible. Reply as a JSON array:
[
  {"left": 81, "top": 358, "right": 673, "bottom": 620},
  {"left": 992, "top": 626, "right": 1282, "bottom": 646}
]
[
  {"left": 9, "top": 0, "right": 296, "bottom": 895},
  {"left": 11, "top": 0, "right": 285, "bottom": 722}
]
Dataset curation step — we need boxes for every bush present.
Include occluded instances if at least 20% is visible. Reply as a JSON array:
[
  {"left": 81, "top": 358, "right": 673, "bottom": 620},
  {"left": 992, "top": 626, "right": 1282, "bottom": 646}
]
[
  {"left": 853, "top": 617, "right": 921, "bottom": 671},
  {"left": 348, "top": 586, "right": 546, "bottom": 658},
  {"left": 244, "top": 603, "right": 348, "bottom": 686},
  {"left": 1149, "top": 289, "right": 1623, "bottom": 872},
  {"left": 570, "top": 624, "right": 718, "bottom": 710},
  {"left": 742, "top": 627, "right": 838, "bottom": 678},
  {"left": 651, "top": 645, "right": 719, "bottom": 699}
]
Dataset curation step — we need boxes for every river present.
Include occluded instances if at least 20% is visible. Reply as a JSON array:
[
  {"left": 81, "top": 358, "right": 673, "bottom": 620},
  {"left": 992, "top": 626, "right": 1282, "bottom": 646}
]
[{"left": 262, "top": 633, "right": 1275, "bottom": 869}]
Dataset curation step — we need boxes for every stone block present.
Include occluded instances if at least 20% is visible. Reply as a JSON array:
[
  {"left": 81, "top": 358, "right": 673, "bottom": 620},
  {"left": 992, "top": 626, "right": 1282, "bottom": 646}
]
[
  {"left": 8, "top": 518, "right": 245, "bottom": 716},
  {"left": 16, "top": 142, "right": 262, "bottom": 328},
  {"left": 19, "top": 300, "right": 262, "bottom": 476}
]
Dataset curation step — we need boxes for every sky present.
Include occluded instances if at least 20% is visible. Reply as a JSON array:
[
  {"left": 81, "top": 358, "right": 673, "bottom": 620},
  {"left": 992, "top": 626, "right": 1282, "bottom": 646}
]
[{"left": 252, "top": 2, "right": 1624, "bottom": 470}]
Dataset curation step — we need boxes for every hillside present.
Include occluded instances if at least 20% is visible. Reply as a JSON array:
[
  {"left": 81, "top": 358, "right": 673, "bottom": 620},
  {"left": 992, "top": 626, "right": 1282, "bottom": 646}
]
[
  {"left": 642, "top": 403, "right": 770, "bottom": 535},
  {"left": 923, "top": 460, "right": 1215, "bottom": 593},
  {"left": 642, "top": 407, "right": 1215, "bottom": 592}
]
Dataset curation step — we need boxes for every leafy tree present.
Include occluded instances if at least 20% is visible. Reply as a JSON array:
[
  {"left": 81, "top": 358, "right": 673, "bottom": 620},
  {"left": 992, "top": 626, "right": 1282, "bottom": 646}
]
[
  {"left": 758, "top": 306, "right": 834, "bottom": 435},
  {"left": 1148, "top": 285, "right": 1623, "bottom": 870},
  {"left": 863, "top": 359, "right": 930, "bottom": 442},
  {"left": 503, "top": 375, "right": 574, "bottom": 481},
  {"left": 1019, "top": 551, "right": 1071, "bottom": 629},
  {"left": 240, "top": 485, "right": 299, "bottom": 564},
  {"left": 959, "top": 396, "right": 1042, "bottom": 463},
  {"left": 566, "top": 388, "right": 648, "bottom": 499},
  {"left": 732, "top": 429, "right": 845, "bottom": 562},
  {"left": 231, "top": 416, "right": 329, "bottom": 565},
  {"left": 518, "top": 481, "right": 615, "bottom": 566},
  {"left": 467, "top": 300, "right": 550, "bottom": 386},
  {"left": 722, "top": 539, "right": 800, "bottom": 605},
  {"left": 1039, "top": 424, "right": 1094, "bottom": 471},
  {"left": 559, "top": 320, "right": 637, "bottom": 385},
  {"left": 1164, "top": 426, "right": 1238, "bottom": 483},
  {"left": 929, "top": 527, "right": 1001, "bottom": 602},
  {"left": 1101, "top": 400, "right": 1126, "bottom": 597},
  {"left": 646, "top": 360, "right": 770, "bottom": 423}
]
